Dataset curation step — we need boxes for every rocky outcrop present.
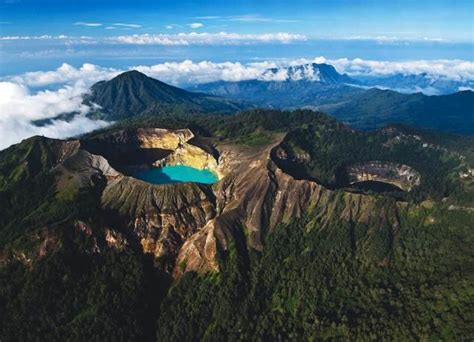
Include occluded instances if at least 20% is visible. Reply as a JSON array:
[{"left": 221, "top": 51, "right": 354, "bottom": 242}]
[
  {"left": 85, "top": 127, "right": 222, "bottom": 179},
  {"left": 101, "top": 176, "right": 217, "bottom": 262},
  {"left": 174, "top": 141, "right": 405, "bottom": 276},
  {"left": 89, "top": 128, "right": 193, "bottom": 149},
  {"left": 154, "top": 142, "right": 222, "bottom": 178},
  {"left": 346, "top": 161, "right": 421, "bottom": 191},
  {"left": 136, "top": 128, "right": 194, "bottom": 149},
  {"left": 104, "top": 229, "right": 128, "bottom": 251},
  {"left": 174, "top": 219, "right": 221, "bottom": 276}
]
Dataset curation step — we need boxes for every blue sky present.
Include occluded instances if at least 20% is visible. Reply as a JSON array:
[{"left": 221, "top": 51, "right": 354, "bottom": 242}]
[
  {"left": 0, "top": 0, "right": 473, "bottom": 75},
  {"left": 2, "top": 0, "right": 473, "bottom": 40}
]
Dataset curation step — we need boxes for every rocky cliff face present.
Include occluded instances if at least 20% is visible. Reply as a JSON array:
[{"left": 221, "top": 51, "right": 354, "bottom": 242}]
[
  {"left": 82, "top": 128, "right": 222, "bottom": 269},
  {"left": 93, "top": 128, "right": 193, "bottom": 149},
  {"left": 172, "top": 140, "right": 405, "bottom": 276},
  {"left": 102, "top": 176, "right": 217, "bottom": 265},
  {"left": 153, "top": 141, "right": 221, "bottom": 178},
  {"left": 136, "top": 128, "right": 194, "bottom": 149},
  {"left": 346, "top": 161, "right": 421, "bottom": 191}
]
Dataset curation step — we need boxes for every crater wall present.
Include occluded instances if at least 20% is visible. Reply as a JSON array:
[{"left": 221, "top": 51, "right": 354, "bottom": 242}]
[{"left": 346, "top": 161, "right": 421, "bottom": 191}]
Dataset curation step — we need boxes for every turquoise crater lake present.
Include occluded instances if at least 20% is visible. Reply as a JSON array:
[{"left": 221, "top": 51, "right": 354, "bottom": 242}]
[{"left": 134, "top": 165, "right": 218, "bottom": 185}]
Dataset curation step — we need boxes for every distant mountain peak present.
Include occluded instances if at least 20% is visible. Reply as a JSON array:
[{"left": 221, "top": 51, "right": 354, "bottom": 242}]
[
  {"left": 262, "top": 62, "right": 356, "bottom": 84},
  {"left": 106, "top": 69, "right": 167, "bottom": 86},
  {"left": 85, "top": 71, "right": 243, "bottom": 120},
  {"left": 118, "top": 69, "right": 144, "bottom": 76},
  {"left": 121, "top": 69, "right": 145, "bottom": 76}
]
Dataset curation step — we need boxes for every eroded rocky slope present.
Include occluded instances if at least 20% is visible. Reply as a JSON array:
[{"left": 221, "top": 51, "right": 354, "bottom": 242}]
[
  {"left": 3, "top": 124, "right": 470, "bottom": 279},
  {"left": 5, "top": 128, "right": 410, "bottom": 277}
]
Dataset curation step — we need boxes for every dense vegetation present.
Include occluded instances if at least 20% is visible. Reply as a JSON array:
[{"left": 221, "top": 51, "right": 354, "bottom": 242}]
[
  {"left": 0, "top": 226, "right": 169, "bottom": 341},
  {"left": 1, "top": 199, "right": 472, "bottom": 341},
  {"left": 88, "top": 109, "right": 474, "bottom": 203},
  {"left": 86, "top": 109, "right": 341, "bottom": 144},
  {"left": 1, "top": 109, "right": 473, "bottom": 340},
  {"left": 275, "top": 124, "right": 469, "bottom": 201},
  {"left": 156, "top": 202, "right": 473, "bottom": 341},
  {"left": 323, "top": 88, "right": 474, "bottom": 134}
]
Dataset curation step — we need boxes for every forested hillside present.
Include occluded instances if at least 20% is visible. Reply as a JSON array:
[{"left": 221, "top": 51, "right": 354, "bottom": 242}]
[{"left": 0, "top": 110, "right": 473, "bottom": 341}]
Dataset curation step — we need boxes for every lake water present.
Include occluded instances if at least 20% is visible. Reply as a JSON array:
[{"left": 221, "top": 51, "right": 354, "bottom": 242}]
[{"left": 134, "top": 165, "right": 218, "bottom": 185}]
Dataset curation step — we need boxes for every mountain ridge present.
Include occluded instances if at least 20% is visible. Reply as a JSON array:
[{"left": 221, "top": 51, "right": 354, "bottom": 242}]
[
  {"left": 189, "top": 63, "right": 363, "bottom": 110},
  {"left": 321, "top": 88, "right": 474, "bottom": 133},
  {"left": 358, "top": 72, "right": 474, "bottom": 95}
]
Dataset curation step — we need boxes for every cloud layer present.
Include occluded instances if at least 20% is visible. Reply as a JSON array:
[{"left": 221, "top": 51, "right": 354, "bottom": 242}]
[
  {"left": 74, "top": 22, "right": 102, "bottom": 27},
  {"left": 10, "top": 63, "right": 121, "bottom": 87},
  {"left": 0, "top": 81, "right": 109, "bottom": 150},
  {"left": 9, "top": 57, "right": 470, "bottom": 87},
  {"left": 109, "top": 32, "right": 307, "bottom": 45},
  {"left": 1, "top": 57, "right": 473, "bottom": 150},
  {"left": 326, "top": 57, "right": 474, "bottom": 81},
  {"left": 0, "top": 31, "right": 306, "bottom": 45}
]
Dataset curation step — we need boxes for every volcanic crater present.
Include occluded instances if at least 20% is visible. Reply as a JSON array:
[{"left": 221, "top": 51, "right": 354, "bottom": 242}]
[{"left": 68, "top": 127, "right": 422, "bottom": 276}]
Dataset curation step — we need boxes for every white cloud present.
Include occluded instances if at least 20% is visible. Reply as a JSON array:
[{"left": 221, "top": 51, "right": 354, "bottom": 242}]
[
  {"left": 110, "top": 32, "right": 307, "bottom": 45},
  {"left": 133, "top": 60, "right": 271, "bottom": 84},
  {"left": 1, "top": 31, "right": 305, "bottom": 45},
  {"left": 74, "top": 22, "right": 102, "bottom": 27},
  {"left": 0, "top": 35, "right": 71, "bottom": 40},
  {"left": 131, "top": 58, "right": 474, "bottom": 84},
  {"left": 0, "top": 81, "right": 109, "bottom": 150},
  {"left": 188, "top": 23, "right": 204, "bottom": 29},
  {"left": 2, "top": 32, "right": 460, "bottom": 46},
  {"left": 5, "top": 58, "right": 474, "bottom": 90},
  {"left": 113, "top": 23, "right": 142, "bottom": 28},
  {"left": 324, "top": 57, "right": 474, "bottom": 81},
  {"left": 9, "top": 63, "right": 121, "bottom": 87}
]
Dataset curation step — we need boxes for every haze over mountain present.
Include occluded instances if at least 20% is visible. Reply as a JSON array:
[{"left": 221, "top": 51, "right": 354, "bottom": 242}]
[
  {"left": 190, "top": 63, "right": 363, "bottom": 108},
  {"left": 189, "top": 63, "right": 474, "bottom": 134},
  {"left": 358, "top": 73, "right": 474, "bottom": 95},
  {"left": 192, "top": 62, "right": 473, "bottom": 104},
  {"left": 320, "top": 88, "right": 474, "bottom": 133}
]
